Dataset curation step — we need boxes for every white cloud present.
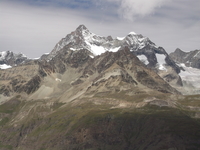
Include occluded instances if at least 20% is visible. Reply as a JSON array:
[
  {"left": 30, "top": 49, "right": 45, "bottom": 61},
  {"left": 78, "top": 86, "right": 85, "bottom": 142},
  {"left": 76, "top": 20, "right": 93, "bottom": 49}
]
[{"left": 106, "top": 0, "right": 170, "bottom": 20}]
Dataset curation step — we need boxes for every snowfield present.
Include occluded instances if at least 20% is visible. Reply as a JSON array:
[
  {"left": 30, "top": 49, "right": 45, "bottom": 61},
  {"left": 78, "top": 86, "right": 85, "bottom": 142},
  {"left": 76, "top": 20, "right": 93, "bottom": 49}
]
[
  {"left": 179, "top": 63, "right": 200, "bottom": 88},
  {"left": 0, "top": 64, "right": 12, "bottom": 69},
  {"left": 156, "top": 54, "right": 167, "bottom": 71},
  {"left": 137, "top": 55, "right": 149, "bottom": 65}
]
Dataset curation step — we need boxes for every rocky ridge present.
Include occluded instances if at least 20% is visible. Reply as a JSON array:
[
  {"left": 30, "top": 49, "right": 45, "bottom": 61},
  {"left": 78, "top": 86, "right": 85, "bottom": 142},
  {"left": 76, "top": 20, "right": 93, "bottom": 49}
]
[
  {"left": 43, "top": 25, "right": 181, "bottom": 87},
  {"left": 47, "top": 25, "right": 180, "bottom": 72},
  {"left": 170, "top": 48, "right": 200, "bottom": 69},
  {"left": 0, "top": 46, "right": 180, "bottom": 100}
]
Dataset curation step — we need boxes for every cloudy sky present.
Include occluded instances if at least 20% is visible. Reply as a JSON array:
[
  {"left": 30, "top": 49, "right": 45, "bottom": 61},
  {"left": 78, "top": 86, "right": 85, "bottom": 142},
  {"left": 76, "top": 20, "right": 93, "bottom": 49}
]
[{"left": 0, "top": 0, "right": 200, "bottom": 58}]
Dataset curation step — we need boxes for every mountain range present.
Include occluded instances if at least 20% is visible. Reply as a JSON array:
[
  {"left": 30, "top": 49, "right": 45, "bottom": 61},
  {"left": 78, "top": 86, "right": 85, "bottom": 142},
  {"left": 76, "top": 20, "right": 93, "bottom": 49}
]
[{"left": 0, "top": 25, "right": 200, "bottom": 150}]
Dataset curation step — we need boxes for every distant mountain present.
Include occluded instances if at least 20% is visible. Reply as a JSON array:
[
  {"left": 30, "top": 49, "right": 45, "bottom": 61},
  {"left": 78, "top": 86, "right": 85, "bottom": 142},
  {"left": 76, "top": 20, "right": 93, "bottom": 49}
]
[
  {"left": 170, "top": 48, "right": 200, "bottom": 69},
  {"left": 169, "top": 48, "right": 200, "bottom": 94},
  {"left": 0, "top": 51, "right": 28, "bottom": 68}
]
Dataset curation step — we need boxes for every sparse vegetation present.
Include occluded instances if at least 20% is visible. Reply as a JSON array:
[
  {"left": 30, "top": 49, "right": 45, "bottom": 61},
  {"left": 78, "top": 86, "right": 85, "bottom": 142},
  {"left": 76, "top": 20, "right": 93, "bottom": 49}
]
[{"left": 0, "top": 97, "right": 200, "bottom": 150}]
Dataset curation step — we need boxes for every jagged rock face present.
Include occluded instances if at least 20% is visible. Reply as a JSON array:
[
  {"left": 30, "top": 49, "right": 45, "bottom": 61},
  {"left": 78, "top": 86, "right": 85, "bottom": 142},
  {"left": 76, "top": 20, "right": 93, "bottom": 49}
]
[
  {"left": 0, "top": 25, "right": 181, "bottom": 98},
  {"left": 0, "top": 60, "right": 52, "bottom": 96},
  {"left": 43, "top": 25, "right": 181, "bottom": 88},
  {"left": 52, "top": 47, "right": 180, "bottom": 96},
  {"left": 0, "top": 46, "right": 180, "bottom": 98},
  {"left": 45, "top": 25, "right": 179, "bottom": 71},
  {"left": 170, "top": 48, "right": 200, "bottom": 69},
  {"left": 0, "top": 51, "right": 28, "bottom": 67},
  {"left": 89, "top": 47, "right": 177, "bottom": 94}
]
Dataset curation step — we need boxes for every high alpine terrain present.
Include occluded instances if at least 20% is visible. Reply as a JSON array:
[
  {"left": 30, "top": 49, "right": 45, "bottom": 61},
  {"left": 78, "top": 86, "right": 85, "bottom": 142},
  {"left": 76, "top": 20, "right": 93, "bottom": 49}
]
[
  {"left": 0, "top": 25, "right": 200, "bottom": 150},
  {"left": 170, "top": 48, "right": 200, "bottom": 95}
]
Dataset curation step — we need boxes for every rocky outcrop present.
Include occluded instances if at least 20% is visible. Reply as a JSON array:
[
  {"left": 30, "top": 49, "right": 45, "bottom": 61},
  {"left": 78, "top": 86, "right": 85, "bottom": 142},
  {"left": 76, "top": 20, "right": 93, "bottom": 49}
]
[{"left": 45, "top": 25, "right": 179, "bottom": 72}]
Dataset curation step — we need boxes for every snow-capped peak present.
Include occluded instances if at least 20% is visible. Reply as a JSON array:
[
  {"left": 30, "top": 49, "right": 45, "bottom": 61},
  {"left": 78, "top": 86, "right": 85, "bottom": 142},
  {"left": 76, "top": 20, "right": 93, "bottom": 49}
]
[
  {"left": 76, "top": 25, "right": 95, "bottom": 38},
  {"left": 129, "top": 31, "right": 137, "bottom": 35},
  {"left": 76, "top": 24, "right": 88, "bottom": 31},
  {"left": 47, "top": 25, "right": 162, "bottom": 62},
  {"left": 0, "top": 51, "right": 8, "bottom": 61},
  {"left": 117, "top": 37, "right": 125, "bottom": 40}
]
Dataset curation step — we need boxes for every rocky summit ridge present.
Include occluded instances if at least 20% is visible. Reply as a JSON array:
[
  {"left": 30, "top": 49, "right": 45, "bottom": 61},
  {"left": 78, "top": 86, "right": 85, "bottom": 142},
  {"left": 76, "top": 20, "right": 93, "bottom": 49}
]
[
  {"left": 43, "top": 25, "right": 182, "bottom": 87},
  {"left": 46, "top": 25, "right": 155, "bottom": 59},
  {"left": 46, "top": 25, "right": 179, "bottom": 72}
]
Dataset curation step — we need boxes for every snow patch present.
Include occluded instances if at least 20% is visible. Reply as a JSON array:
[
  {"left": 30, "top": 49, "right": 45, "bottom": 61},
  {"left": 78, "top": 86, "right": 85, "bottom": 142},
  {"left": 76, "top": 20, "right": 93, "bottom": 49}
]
[
  {"left": 55, "top": 78, "right": 61, "bottom": 82},
  {"left": 156, "top": 53, "right": 167, "bottom": 71},
  {"left": 179, "top": 64, "right": 200, "bottom": 88},
  {"left": 85, "top": 41, "right": 106, "bottom": 55},
  {"left": 110, "top": 47, "right": 121, "bottom": 52},
  {"left": 137, "top": 55, "right": 149, "bottom": 65},
  {"left": 70, "top": 48, "right": 76, "bottom": 51},
  {"left": 89, "top": 55, "right": 94, "bottom": 58},
  {"left": 117, "top": 37, "right": 125, "bottom": 40},
  {"left": 0, "top": 64, "right": 12, "bottom": 69},
  {"left": 129, "top": 32, "right": 137, "bottom": 35},
  {"left": 33, "top": 57, "right": 40, "bottom": 60}
]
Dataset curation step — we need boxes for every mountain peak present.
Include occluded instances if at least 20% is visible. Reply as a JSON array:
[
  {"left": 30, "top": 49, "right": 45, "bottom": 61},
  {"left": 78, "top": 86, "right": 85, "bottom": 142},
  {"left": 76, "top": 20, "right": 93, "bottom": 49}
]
[
  {"left": 76, "top": 24, "right": 88, "bottom": 31},
  {"left": 174, "top": 48, "right": 184, "bottom": 53},
  {"left": 47, "top": 25, "right": 180, "bottom": 80},
  {"left": 128, "top": 31, "right": 137, "bottom": 35},
  {"left": 74, "top": 24, "right": 94, "bottom": 39}
]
